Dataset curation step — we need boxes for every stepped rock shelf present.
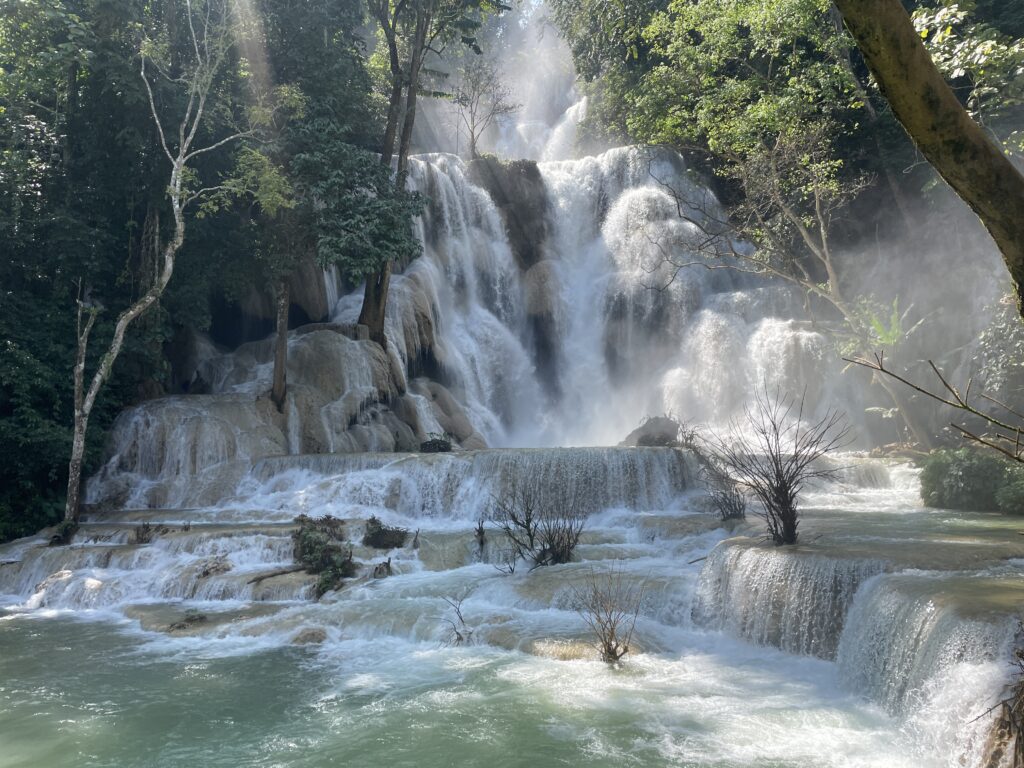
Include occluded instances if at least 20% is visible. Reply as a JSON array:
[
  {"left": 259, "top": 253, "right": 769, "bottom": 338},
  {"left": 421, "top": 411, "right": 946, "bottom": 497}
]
[{"left": 2, "top": 450, "right": 1023, "bottom": 768}]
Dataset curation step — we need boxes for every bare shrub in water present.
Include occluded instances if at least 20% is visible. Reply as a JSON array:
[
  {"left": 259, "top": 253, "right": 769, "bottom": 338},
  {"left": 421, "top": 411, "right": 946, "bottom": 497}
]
[
  {"left": 700, "top": 461, "right": 748, "bottom": 521},
  {"left": 573, "top": 567, "right": 645, "bottom": 665},
  {"left": 489, "top": 474, "right": 585, "bottom": 568},
  {"left": 492, "top": 547, "right": 520, "bottom": 575},
  {"left": 441, "top": 594, "right": 474, "bottom": 646},
  {"left": 703, "top": 388, "right": 850, "bottom": 545},
  {"left": 709, "top": 485, "right": 748, "bottom": 521}
]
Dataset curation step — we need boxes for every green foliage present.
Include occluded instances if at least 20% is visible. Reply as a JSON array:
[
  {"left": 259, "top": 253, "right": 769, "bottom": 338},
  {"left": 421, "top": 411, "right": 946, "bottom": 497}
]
[
  {"left": 0, "top": 0, "right": 159, "bottom": 541},
  {"left": 362, "top": 515, "right": 409, "bottom": 549},
  {"left": 995, "top": 472, "right": 1024, "bottom": 515},
  {"left": 292, "top": 515, "right": 358, "bottom": 598},
  {"left": 0, "top": 0, "right": 421, "bottom": 541},
  {"left": 914, "top": 1, "right": 1024, "bottom": 156},
  {"left": 553, "top": 0, "right": 886, "bottom": 354},
  {"left": 972, "top": 296, "right": 1024, "bottom": 407},
  {"left": 919, "top": 448, "right": 1014, "bottom": 511},
  {"left": 837, "top": 297, "right": 927, "bottom": 357},
  {"left": 198, "top": 147, "right": 296, "bottom": 219},
  {"left": 293, "top": 137, "right": 423, "bottom": 279}
]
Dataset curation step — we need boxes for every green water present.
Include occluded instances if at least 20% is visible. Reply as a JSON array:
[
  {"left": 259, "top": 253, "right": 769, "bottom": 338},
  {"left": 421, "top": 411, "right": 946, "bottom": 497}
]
[{"left": 0, "top": 614, "right": 931, "bottom": 768}]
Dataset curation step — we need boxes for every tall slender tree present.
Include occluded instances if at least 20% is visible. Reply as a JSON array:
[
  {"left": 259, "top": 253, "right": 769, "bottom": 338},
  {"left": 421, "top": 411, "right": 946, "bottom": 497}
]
[
  {"left": 63, "top": 0, "right": 264, "bottom": 528},
  {"left": 358, "top": 0, "right": 509, "bottom": 347}
]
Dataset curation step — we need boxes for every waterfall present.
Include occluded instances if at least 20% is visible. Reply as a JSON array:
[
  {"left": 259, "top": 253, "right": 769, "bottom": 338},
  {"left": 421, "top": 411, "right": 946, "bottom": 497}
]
[
  {"left": 692, "top": 539, "right": 890, "bottom": 658},
  {"left": 85, "top": 133, "right": 863, "bottom": 505},
  {"left": 837, "top": 572, "right": 1022, "bottom": 764},
  {"left": 238, "top": 447, "right": 696, "bottom": 521}
]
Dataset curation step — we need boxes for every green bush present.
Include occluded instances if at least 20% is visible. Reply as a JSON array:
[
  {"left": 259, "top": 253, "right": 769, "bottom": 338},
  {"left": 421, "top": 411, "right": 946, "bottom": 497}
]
[
  {"left": 420, "top": 432, "right": 454, "bottom": 453},
  {"left": 292, "top": 515, "right": 357, "bottom": 598},
  {"left": 362, "top": 516, "right": 408, "bottom": 549},
  {"left": 919, "top": 449, "right": 1014, "bottom": 511},
  {"left": 996, "top": 471, "right": 1024, "bottom": 515}
]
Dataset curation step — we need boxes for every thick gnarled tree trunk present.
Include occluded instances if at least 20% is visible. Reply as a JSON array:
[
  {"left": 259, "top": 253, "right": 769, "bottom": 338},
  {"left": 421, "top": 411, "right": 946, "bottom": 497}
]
[
  {"left": 358, "top": 265, "right": 391, "bottom": 347},
  {"left": 834, "top": 0, "right": 1024, "bottom": 316}
]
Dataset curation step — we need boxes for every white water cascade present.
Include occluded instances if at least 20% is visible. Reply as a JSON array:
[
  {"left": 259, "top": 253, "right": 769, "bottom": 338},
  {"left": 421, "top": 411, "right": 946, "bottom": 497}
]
[{"left": 2, "top": 13, "right": 1023, "bottom": 768}]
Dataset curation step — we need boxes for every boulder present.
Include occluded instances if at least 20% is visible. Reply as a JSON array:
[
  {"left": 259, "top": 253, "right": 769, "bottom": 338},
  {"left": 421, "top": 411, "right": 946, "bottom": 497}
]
[
  {"left": 292, "top": 627, "right": 327, "bottom": 645},
  {"left": 621, "top": 416, "right": 682, "bottom": 447}
]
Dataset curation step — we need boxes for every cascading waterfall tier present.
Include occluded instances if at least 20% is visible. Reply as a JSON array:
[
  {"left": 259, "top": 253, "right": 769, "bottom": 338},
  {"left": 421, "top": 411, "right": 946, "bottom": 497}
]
[
  {"left": 692, "top": 539, "right": 890, "bottom": 658},
  {"left": 837, "top": 572, "right": 1023, "bottom": 716},
  {"left": 3, "top": 447, "right": 696, "bottom": 612},
  {"left": 837, "top": 572, "right": 1024, "bottom": 765},
  {"left": 241, "top": 447, "right": 696, "bottom": 522},
  {"left": 689, "top": 491, "right": 1024, "bottom": 768}
]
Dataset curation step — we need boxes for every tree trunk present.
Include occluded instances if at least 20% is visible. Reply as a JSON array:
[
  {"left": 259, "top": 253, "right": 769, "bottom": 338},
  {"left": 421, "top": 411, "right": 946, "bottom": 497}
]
[
  {"left": 834, "top": 0, "right": 1024, "bottom": 316},
  {"left": 358, "top": 11, "right": 428, "bottom": 348},
  {"left": 271, "top": 278, "right": 289, "bottom": 411},
  {"left": 396, "top": 51, "right": 422, "bottom": 179},
  {"left": 357, "top": 265, "right": 391, "bottom": 346},
  {"left": 382, "top": 77, "right": 403, "bottom": 167},
  {"left": 358, "top": 37, "right": 404, "bottom": 347},
  {"left": 61, "top": 5, "right": 240, "bottom": 529},
  {"left": 64, "top": 296, "right": 96, "bottom": 525},
  {"left": 64, "top": 61, "right": 78, "bottom": 169},
  {"left": 780, "top": 510, "right": 798, "bottom": 545},
  {"left": 64, "top": 420, "right": 86, "bottom": 526}
]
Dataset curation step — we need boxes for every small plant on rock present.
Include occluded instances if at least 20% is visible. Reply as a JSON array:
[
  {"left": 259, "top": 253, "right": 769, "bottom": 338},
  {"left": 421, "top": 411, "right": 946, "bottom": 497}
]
[
  {"left": 420, "top": 432, "right": 455, "bottom": 453},
  {"left": 629, "top": 414, "right": 699, "bottom": 448},
  {"left": 131, "top": 521, "right": 166, "bottom": 545},
  {"left": 313, "top": 549, "right": 357, "bottom": 599},
  {"left": 292, "top": 515, "right": 358, "bottom": 598},
  {"left": 48, "top": 519, "right": 79, "bottom": 547},
  {"left": 362, "top": 516, "right": 409, "bottom": 549}
]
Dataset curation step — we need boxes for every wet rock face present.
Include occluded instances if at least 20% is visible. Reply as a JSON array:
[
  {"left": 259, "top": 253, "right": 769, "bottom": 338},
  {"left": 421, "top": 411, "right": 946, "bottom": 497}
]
[
  {"left": 86, "top": 329, "right": 432, "bottom": 509},
  {"left": 620, "top": 416, "right": 682, "bottom": 448},
  {"left": 467, "top": 156, "right": 551, "bottom": 272},
  {"left": 409, "top": 379, "right": 488, "bottom": 450},
  {"left": 522, "top": 260, "right": 561, "bottom": 400},
  {"left": 292, "top": 627, "right": 327, "bottom": 645}
]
